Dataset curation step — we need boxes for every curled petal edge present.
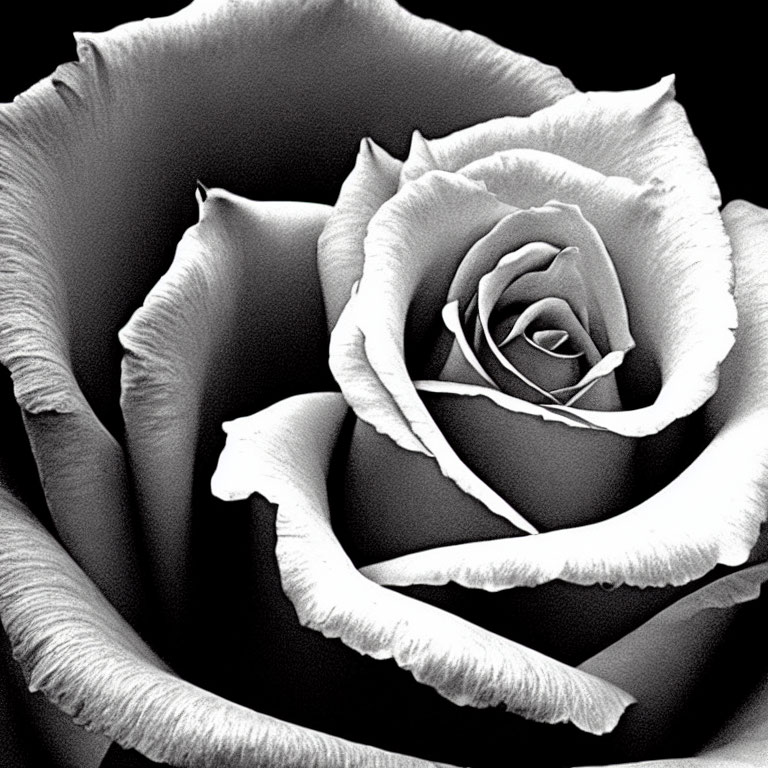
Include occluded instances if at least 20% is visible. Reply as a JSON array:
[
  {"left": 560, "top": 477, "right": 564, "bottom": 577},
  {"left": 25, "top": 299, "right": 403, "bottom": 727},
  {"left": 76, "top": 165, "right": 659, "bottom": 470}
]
[
  {"left": 361, "top": 403, "right": 768, "bottom": 591},
  {"left": 212, "top": 392, "right": 636, "bottom": 735},
  {"left": 330, "top": 171, "right": 540, "bottom": 533}
]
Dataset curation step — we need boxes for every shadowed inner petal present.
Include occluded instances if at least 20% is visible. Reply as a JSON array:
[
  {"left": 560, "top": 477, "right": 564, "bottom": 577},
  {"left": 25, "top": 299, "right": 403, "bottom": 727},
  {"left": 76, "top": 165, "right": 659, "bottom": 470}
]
[
  {"left": 496, "top": 246, "right": 590, "bottom": 331},
  {"left": 438, "top": 231, "right": 628, "bottom": 411},
  {"left": 494, "top": 322, "right": 585, "bottom": 395},
  {"left": 119, "top": 188, "right": 332, "bottom": 661}
]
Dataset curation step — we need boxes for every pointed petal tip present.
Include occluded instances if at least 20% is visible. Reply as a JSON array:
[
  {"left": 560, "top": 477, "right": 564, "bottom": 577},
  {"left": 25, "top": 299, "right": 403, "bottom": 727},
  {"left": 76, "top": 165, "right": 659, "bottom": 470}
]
[
  {"left": 360, "top": 135, "right": 374, "bottom": 155},
  {"left": 195, "top": 180, "right": 209, "bottom": 203},
  {"left": 658, "top": 72, "right": 676, "bottom": 92}
]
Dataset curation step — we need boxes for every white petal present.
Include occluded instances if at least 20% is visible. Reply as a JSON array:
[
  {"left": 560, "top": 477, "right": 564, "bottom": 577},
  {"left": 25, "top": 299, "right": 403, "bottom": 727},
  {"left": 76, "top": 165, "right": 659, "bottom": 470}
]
[
  {"left": 211, "top": 393, "right": 635, "bottom": 734},
  {"left": 370, "top": 200, "right": 768, "bottom": 594},
  {"left": 0, "top": 0, "right": 572, "bottom": 414},
  {"left": 439, "top": 301, "right": 498, "bottom": 388},
  {"left": 120, "top": 187, "right": 331, "bottom": 633},
  {"left": 330, "top": 170, "right": 540, "bottom": 532},
  {"left": 362, "top": 388, "right": 768, "bottom": 589},
  {"left": 0, "top": 0, "right": 574, "bottom": 619},
  {"left": 497, "top": 248, "right": 591, "bottom": 337},
  {"left": 459, "top": 149, "right": 734, "bottom": 436},
  {"left": 475, "top": 244, "right": 570, "bottom": 401},
  {"left": 317, "top": 139, "right": 402, "bottom": 330},
  {"left": 479, "top": 295, "right": 600, "bottom": 402},
  {"left": 412, "top": 383, "right": 637, "bottom": 533},
  {"left": 0, "top": 485, "right": 457, "bottom": 768},
  {"left": 408, "top": 76, "right": 716, "bottom": 200},
  {"left": 0, "top": 622, "right": 109, "bottom": 767},
  {"left": 329, "top": 289, "right": 428, "bottom": 455}
]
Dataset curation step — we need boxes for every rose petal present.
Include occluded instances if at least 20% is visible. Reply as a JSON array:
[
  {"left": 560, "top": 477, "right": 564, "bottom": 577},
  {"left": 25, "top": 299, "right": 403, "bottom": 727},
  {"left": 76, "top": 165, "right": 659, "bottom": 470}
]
[
  {"left": 459, "top": 148, "right": 735, "bottom": 433},
  {"left": 333, "top": 167, "right": 662, "bottom": 544},
  {"left": 363, "top": 203, "right": 768, "bottom": 590},
  {"left": 18, "top": 411, "right": 147, "bottom": 624},
  {"left": 330, "top": 171, "right": 542, "bottom": 533},
  {"left": 474, "top": 243, "right": 581, "bottom": 401},
  {"left": 333, "top": 163, "right": 669, "bottom": 536},
  {"left": 499, "top": 250, "right": 590, "bottom": 333},
  {"left": 403, "top": 76, "right": 736, "bottom": 431},
  {"left": 577, "top": 562, "right": 768, "bottom": 760},
  {"left": 361, "top": 395, "right": 766, "bottom": 589},
  {"left": 0, "top": 0, "right": 571, "bottom": 416},
  {"left": 492, "top": 301, "right": 624, "bottom": 409},
  {"left": 401, "top": 76, "right": 717, "bottom": 202},
  {"left": 399, "top": 130, "right": 440, "bottom": 190},
  {"left": 329, "top": 288, "right": 429, "bottom": 455},
  {"left": 0, "top": 621, "right": 110, "bottom": 767},
  {"left": 348, "top": 387, "right": 636, "bottom": 540},
  {"left": 338, "top": 417, "right": 528, "bottom": 567},
  {"left": 439, "top": 302, "right": 499, "bottom": 388},
  {"left": 212, "top": 392, "right": 636, "bottom": 735},
  {"left": 360, "top": 201, "right": 768, "bottom": 590},
  {"left": 1, "top": 0, "right": 573, "bottom": 619},
  {"left": 0, "top": 483, "right": 457, "bottom": 768},
  {"left": 451, "top": 204, "right": 633, "bottom": 362},
  {"left": 478, "top": 295, "right": 602, "bottom": 402},
  {"left": 317, "top": 139, "right": 402, "bottom": 330},
  {"left": 0, "top": 382, "right": 106, "bottom": 766},
  {"left": 119, "top": 187, "right": 332, "bottom": 642}
]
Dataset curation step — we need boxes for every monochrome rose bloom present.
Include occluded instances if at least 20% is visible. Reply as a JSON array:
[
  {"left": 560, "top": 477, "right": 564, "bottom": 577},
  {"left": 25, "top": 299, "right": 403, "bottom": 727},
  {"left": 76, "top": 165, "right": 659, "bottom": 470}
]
[{"left": 1, "top": 1, "right": 767, "bottom": 767}]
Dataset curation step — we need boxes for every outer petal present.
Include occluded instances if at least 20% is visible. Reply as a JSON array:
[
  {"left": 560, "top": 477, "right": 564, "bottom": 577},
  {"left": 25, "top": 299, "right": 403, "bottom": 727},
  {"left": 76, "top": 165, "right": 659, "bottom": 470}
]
[
  {"left": 0, "top": 0, "right": 573, "bottom": 621},
  {"left": 0, "top": 484, "right": 458, "bottom": 768},
  {"left": 119, "top": 188, "right": 332, "bottom": 645},
  {"left": 400, "top": 77, "right": 717, "bottom": 201},
  {"left": 0, "top": 378, "right": 105, "bottom": 766},
  {"left": 1, "top": 610, "right": 109, "bottom": 767},
  {"left": 360, "top": 201, "right": 768, "bottom": 590},
  {"left": 317, "top": 139, "right": 402, "bottom": 329},
  {"left": 212, "top": 393, "right": 636, "bottom": 735},
  {"left": 578, "top": 563, "right": 768, "bottom": 761}
]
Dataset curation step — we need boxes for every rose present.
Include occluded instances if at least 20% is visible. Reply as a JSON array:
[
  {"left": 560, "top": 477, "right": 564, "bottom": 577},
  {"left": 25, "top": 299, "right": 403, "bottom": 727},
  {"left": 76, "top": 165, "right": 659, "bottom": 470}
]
[
  {"left": 1, "top": 3, "right": 760, "bottom": 764},
  {"left": 209, "top": 44, "right": 768, "bottom": 768},
  {"left": 1, "top": 3, "right": 768, "bottom": 764},
  {"left": 0, "top": 2, "right": 766, "bottom": 768},
  {"left": 0, "top": 3, "right": 764, "bottom": 764}
]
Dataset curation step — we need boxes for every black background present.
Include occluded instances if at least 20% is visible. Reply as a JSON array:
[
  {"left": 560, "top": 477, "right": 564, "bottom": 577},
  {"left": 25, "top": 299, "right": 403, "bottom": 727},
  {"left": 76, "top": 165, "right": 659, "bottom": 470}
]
[{"left": 1, "top": 3, "right": 764, "bottom": 208}]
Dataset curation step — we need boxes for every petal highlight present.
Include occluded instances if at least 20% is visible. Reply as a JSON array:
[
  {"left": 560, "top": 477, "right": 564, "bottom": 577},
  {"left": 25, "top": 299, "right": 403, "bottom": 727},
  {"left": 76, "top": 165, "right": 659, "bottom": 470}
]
[{"left": 317, "top": 138, "right": 402, "bottom": 329}]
